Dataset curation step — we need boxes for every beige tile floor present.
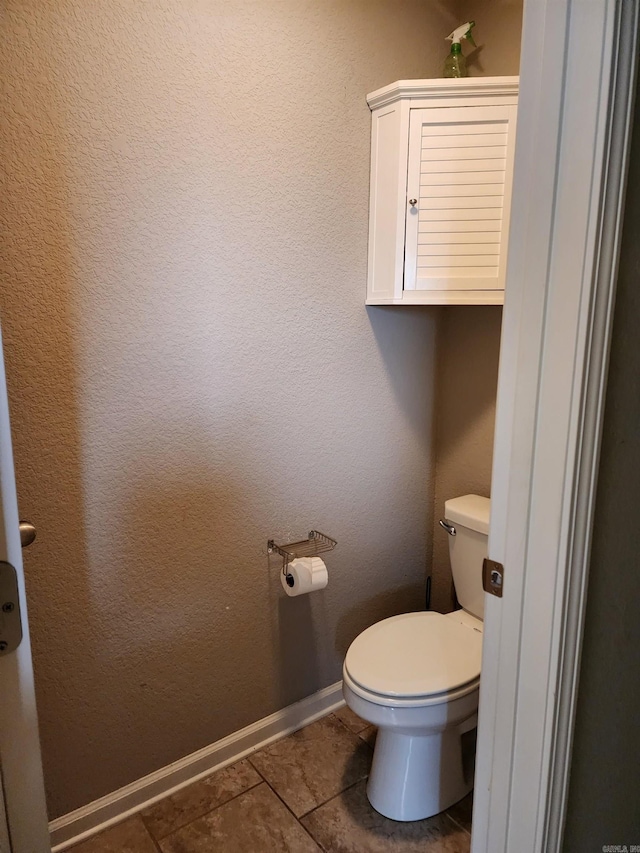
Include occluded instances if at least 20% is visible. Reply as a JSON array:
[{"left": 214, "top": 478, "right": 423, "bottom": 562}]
[{"left": 69, "top": 707, "right": 472, "bottom": 852}]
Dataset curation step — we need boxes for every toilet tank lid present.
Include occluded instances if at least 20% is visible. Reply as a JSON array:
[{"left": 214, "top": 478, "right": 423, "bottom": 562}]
[{"left": 444, "top": 494, "right": 490, "bottom": 535}]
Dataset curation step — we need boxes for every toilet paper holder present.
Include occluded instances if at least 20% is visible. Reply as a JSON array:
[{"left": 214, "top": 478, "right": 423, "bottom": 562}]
[{"left": 268, "top": 530, "right": 337, "bottom": 577}]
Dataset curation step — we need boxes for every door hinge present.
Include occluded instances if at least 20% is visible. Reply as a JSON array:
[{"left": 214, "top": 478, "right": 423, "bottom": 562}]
[
  {"left": 0, "top": 561, "right": 23, "bottom": 655},
  {"left": 483, "top": 557, "right": 504, "bottom": 598}
]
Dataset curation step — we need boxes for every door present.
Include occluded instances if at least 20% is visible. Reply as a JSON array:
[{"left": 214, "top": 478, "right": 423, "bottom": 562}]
[
  {"left": 472, "top": 1, "right": 637, "bottom": 851},
  {"left": 404, "top": 104, "right": 517, "bottom": 302},
  {"left": 0, "top": 323, "right": 50, "bottom": 851}
]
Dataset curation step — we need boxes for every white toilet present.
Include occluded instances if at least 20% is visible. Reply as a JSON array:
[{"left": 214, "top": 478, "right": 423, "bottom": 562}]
[{"left": 342, "top": 494, "right": 490, "bottom": 822}]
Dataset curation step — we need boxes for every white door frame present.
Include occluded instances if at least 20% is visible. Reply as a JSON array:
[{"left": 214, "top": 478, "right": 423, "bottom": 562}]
[
  {"left": 473, "top": 1, "right": 638, "bottom": 851},
  {"left": 0, "top": 324, "right": 50, "bottom": 851}
]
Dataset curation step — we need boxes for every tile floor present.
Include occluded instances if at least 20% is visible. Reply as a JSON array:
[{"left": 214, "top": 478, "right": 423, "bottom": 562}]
[{"left": 69, "top": 707, "right": 472, "bottom": 852}]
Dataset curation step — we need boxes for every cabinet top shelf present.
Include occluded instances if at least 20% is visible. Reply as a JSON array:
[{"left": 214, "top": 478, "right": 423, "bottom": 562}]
[{"left": 367, "top": 76, "right": 519, "bottom": 111}]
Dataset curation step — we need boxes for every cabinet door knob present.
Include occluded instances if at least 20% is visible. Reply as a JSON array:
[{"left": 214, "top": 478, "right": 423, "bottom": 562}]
[{"left": 409, "top": 198, "right": 418, "bottom": 206}]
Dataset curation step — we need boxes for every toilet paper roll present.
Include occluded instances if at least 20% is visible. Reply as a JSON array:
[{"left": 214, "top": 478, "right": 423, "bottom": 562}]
[{"left": 281, "top": 557, "right": 328, "bottom": 597}]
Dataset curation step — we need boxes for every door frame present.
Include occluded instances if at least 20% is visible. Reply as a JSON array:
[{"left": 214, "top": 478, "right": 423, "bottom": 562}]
[{"left": 473, "top": 1, "right": 638, "bottom": 851}]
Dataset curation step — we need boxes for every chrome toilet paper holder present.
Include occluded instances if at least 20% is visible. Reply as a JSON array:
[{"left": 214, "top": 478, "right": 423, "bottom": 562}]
[{"left": 268, "top": 530, "right": 337, "bottom": 578}]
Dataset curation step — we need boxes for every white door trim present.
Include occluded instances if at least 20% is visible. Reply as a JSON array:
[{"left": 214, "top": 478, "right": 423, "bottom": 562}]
[
  {"left": 543, "top": 5, "right": 638, "bottom": 846},
  {"left": 473, "top": 2, "right": 638, "bottom": 852}
]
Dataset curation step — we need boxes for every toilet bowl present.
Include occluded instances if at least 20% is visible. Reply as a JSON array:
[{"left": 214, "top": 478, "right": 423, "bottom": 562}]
[{"left": 342, "top": 495, "right": 489, "bottom": 822}]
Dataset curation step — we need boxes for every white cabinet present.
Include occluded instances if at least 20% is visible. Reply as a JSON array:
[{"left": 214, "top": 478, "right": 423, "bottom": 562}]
[{"left": 366, "top": 77, "right": 518, "bottom": 305}]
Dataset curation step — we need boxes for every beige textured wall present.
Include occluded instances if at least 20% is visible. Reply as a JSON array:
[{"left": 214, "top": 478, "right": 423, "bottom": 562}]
[
  {"left": 429, "top": 0, "right": 522, "bottom": 613},
  {"left": 0, "top": 0, "right": 460, "bottom": 818},
  {"left": 457, "top": 0, "right": 524, "bottom": 77},
  {"left": 430, "top": 307, "right": 503, "bottom": 612}
]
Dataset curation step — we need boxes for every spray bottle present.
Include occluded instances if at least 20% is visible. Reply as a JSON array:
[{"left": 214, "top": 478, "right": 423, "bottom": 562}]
[{"left": 443, "top": 21, "right": 476, "bottom": 78}]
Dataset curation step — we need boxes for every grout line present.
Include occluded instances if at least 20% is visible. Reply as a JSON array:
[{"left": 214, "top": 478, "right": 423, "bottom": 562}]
[
  {"left": 357, "top": 728, "right": 377, "bottom": 747},
  {"left": 331, "top": 712, "right": 369, "bottom": 738},
  {"left": 298, "top": 818, "right": 326, "bottom": 852},
  {"left": 246, "top": 769, "right": 301, "bottom": 822},
  {"left": 149, "top": 831, "right": 163, "bottom": 853},
  {"left": 244, "top": 717, "right": 370, "bottom": 848},
  {"left": 138, "top": 807, "right": 159, "bottom": 842},
  {"left": 305, "top": 825, "right": 329, "bottom": 853},
  {"left": 443, "top": 810, "right": 472, "bottom": 836},
  {"left": 245, "top": 754, "right": 265, "bottom": 780},
  {"left": 247, "top": 744, "right": 340, "bottom": 853},
  {"left": 144, "top": 777, "right": 264, "bottom": 844},
  {"left": 136, "top": 815, "right": 163, "bottom": 853},
  {"left": 245, "top": 757, "right": 301, "bottom": 821},
  {"left": 298, "top": 777, "right": 365, "bottom": 821},
  {"left": 331, "top": 715, "right": 376, "bottom": 754},
  {"left": 246, "top": 754, "right": 330, "bottom": 849},
  {"left": 248, "top": 773, "right": 323, "bottom": 850}
]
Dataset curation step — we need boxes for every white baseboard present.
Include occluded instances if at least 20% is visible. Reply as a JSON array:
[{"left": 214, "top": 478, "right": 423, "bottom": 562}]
[{"left": 50, "top": 681, "right": 345, "bottom": 851}]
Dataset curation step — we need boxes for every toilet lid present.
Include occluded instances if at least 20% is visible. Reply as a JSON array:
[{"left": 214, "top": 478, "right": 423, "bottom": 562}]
[{"left": 344, "top": 611, "right": 482, "bottom": 699}]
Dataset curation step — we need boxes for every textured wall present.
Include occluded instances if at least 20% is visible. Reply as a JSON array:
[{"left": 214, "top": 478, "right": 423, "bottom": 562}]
[
  {"left": 429, "top": 0, "right": 522, "bottom": 613},
  {"left": 430, "top": 307, "right": 502, "bottom": 612},
  {"left": 457, "top": 0, "right": 524, "bottom": 77},
  {"left": 562, "top": 72, "right": 640, "bottom": 850},
  {"left": 0, "top": 0, "right": 459, "bottom": 818}
]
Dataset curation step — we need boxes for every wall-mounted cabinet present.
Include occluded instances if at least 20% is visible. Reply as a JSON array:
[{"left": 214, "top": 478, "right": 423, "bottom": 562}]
[{"left": 366, "top": 77, "right": 518, "bottom": 305}]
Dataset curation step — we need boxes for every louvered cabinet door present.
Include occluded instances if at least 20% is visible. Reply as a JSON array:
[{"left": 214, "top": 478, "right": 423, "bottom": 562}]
[{"left": 404, "top": 104, "right": 517, "bottom": 302}]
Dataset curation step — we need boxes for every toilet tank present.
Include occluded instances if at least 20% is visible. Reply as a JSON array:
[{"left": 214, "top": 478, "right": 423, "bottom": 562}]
[{"left": 443, "top": 495, "right": 490, "bottom": 621}]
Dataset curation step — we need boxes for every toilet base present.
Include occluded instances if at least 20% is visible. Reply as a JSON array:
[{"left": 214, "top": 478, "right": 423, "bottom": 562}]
[{"left": 366, "top": 727, "right": 472, "bottom": 822}]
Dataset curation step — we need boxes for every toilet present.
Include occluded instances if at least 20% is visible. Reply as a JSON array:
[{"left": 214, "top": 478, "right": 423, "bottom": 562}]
[{"left": 342, "top": 494, "right": 490, "bottom": 822}]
